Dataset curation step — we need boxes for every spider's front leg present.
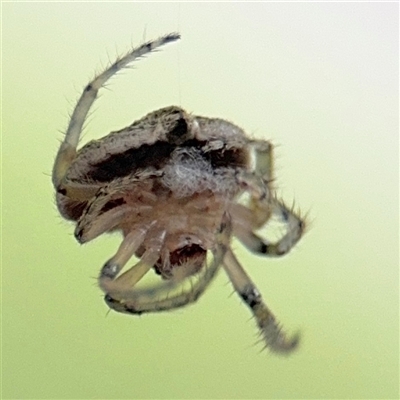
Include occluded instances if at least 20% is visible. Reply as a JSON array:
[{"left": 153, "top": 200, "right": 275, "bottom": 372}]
[
  {"left": 52, "top": 33, "right": 180, "bottom": 193},
  {"left": 234, "top": 139, "right": 306, "bottom": 256},
  {"left": 223, "top": 248, "right": 299, "bottom": 353},
  {"left": 103, "top": 214, "right": 232, "bottom": 315},
  {"left": 99, "top": 226, "right": 167, "bottom": 301},
  {"left": 233, "top": 198, "right": 305, "bottom": 257}
]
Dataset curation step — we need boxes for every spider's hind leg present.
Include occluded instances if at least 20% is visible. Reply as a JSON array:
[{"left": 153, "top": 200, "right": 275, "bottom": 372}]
[{"left": 223, "top": 248, "right": 299, "bottom": 353}]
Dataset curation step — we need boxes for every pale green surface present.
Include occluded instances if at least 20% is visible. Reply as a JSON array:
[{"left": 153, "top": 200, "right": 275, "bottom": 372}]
[{"left": 2, "top": 3, "right": 398, "bottom": 399}]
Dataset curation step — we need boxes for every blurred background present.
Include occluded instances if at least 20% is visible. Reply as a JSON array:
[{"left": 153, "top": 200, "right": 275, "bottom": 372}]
[{"left": 2, "top": 3, "right": 398, "bottom": 399}]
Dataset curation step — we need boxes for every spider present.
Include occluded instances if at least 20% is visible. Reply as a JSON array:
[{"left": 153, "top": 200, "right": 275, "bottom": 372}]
[{"left": 52, "top": 33, "right": 306, "bottom": 354}]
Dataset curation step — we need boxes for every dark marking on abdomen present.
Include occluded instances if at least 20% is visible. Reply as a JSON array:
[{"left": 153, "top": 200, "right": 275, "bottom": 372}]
[
  {"left": 87, "top": 139, "right": 248, "bottom": 183},
  {"left": 99, "top": 198, "right": 126, "bottom": 214},
  {"left": 89, "top": 142, "right": 175, "bottom": 182}
]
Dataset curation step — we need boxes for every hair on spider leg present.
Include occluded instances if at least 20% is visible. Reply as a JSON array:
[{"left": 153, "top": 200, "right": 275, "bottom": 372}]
[
  {"left": 227, "top": 288, "right": 237, "bottom": 299},
  {"left": 243, "top": 339, "right": 269, "bottom": 354},
  {"left": 301, "top": 209, "right": 314, "bottom": 234},
  {"left": 257, "top": 342, "right": 275, "bottom": 355},
  {"left": 251, "top": 327, "right": 295, "bottom": 356},
  {"left": 105, "top": 308, "right": 113, "bottom": 318},
  {"left": 100, "top": 83, "right": 114, "bottom": 92},
  {"left": 240, "top": 324, "right": 282, "bottom": 355},
  {"left": 78, "top": 106, "right": 101, "bottom": 140}
]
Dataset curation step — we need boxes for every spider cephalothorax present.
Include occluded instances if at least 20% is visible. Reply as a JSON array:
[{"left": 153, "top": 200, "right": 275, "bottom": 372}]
[{"left": 53, "top": 33, "right": 306, "bottom": 353}]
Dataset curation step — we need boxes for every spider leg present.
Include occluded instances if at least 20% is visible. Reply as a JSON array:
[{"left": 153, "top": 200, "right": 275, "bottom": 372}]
[
  {"left": 98, "top": 225, "right": 152, "bottom": 283},
  {"left": 232, "top": 199, "right": 305, "bottom": 257},
  {"left": 103, "top": 214, "right": 231, "bottom": 315},
  {"left": 223, "top": 248, "right": 299, "bottom": 353},
  {"left": 252, "top": 139, "right": 274, "bottom": 183},
  {"left": 74, "top": 175, "right": 156, "bottom": 243},
  {"left": 99, "top": 228, "right": 166, "bottom": 300},
  {"left": 234, "top": 137, "right": 304, "bottom": 256},
  {"left": 74, "top": 186, "right": 132, "bottom": 244},
  {"left": 244, "top": 139, "right": 275, "bottom": 228},
  {"left": 75, "top": 201, "right": 133, "bottom": 244},
  {"left": 52, "top": 33, "right": 180, "bottom": 190},
  {"left": 104, "top": 248, "right": 222, "bottom": 315}
]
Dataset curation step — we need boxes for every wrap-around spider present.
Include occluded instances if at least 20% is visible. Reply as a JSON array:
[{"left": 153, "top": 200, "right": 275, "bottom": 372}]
[{"left": 52, "top": 33, "right": 306, "bottom": 353}]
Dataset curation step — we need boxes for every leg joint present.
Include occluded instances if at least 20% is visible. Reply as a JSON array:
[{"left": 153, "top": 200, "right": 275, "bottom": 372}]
[
  {"left": 240, "top": 284, "right": 262, "bottom": 309},
  {"left": 100, "top": 261, "right": 120, "bottom": 280}
]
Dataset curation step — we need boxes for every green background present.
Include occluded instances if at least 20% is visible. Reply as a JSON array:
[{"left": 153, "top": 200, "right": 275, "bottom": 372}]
[{"left": 2, "top": 3, "right": 398, "bottom": 399}]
